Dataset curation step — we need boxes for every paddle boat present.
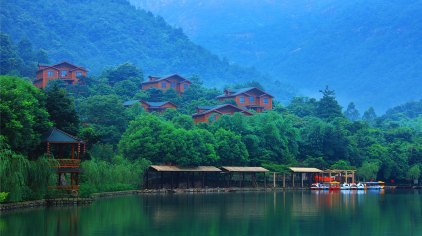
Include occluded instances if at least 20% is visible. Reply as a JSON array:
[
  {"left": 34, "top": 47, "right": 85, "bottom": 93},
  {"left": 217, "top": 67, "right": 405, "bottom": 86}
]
[
  {"left": 357, "top": 182, "right": 365, "bottom": 190},
  {"left": 340, "top": 183, "right": 350, "bottom": 190},
  {"left": 365, "top": 182, "right": 382, "bottom": 190},
  {"left": 350, "top": 183, "right": 358, "bottom": 190},
  {"left": 311, "top": 183, "right": 322, "bottom": 190},
  {"left": 327, "top": 181, "right": 340, "bottom": 190}
]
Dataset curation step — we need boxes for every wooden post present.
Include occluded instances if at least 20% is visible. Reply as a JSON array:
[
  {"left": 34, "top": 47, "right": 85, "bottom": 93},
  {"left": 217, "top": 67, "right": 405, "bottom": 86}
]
[
  {"left": 352, "top": 172, "right": 355, "bottom": 183},
  {"left": 160, "top": 172, "right": 163, "bottom": 189},
  {"left": 273, "top": 172, "right": 276, "bottom": 188},
  {"left": 171, "top": 173, "right": 174, "bottom": 189},
  {"left": 301, "top": 173, "right": 304, "bottom": 188},
  {"left": 329, "top": 171, "right": 332, "bottom": 182},
  {"left": 283, "top": 173, "right": 286, "bottom": 188},
  {"left": 345, "top": 171, "right": 348, "bottom": 183},
  {"left": 202, "top": 172, "right": 205, "bottom": 188},
  {"left": 264, "top": 172, "right": 267, "bottom": 189},
  {"left": 292, "top": 173, "right": 295, "bottom": 188},
  {"left": 47, "top": 142, "right": 50, "bottom": 158},
  {"left": 145, "top": 171, "right": 149, "bottom": 189}
]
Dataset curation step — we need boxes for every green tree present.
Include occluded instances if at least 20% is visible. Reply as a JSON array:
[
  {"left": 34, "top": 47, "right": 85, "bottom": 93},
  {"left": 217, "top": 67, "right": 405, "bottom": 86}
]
[
  {"left": 344, "top": 102, "right": 361, "bottom": 121},
  {"left": 357, "top": 161, "right": 380, "bottom": 181},
  {"left": 78, "top": 94, "right": 127, "bottom": 144},
  {"left": 362, "top": 107, "right": 377, "bottom": 125},
  {"left": 0, "top": 33, "right": 22, "bottom": 75},
  {"left": 0, "top": 76, "right": 51, "bottom": 154},
  {"left": 214, "top": 128, "right": 249, "bottom": 165},
  {"left": 286, "top": 97, "right": 317, "bottom": 117},
  {"left": 45, "top": 84, "right": 80, "bottom": 135},
  {"left": 316, "top": 86, "right": 343, "bottom": 121},
  {"left": 104, "top": 63, "right": 143, "bottom": 85}
]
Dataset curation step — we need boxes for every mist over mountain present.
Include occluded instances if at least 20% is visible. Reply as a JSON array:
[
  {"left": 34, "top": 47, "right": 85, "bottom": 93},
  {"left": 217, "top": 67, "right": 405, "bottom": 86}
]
[
  {"left": 131, "top": 0, "right": 422, "bottom": 112},
  {"left": 0, "top": 0, "right": 294, "bottom": 101}
]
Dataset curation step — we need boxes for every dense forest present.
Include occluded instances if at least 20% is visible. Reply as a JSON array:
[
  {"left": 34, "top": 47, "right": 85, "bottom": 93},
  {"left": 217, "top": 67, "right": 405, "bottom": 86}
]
[
  {"left": 0, "top": 0, "right": 295, "bottom": 102},
  {"left": 133, "top": 0, "right": 422, "bottom": 111},
  {"left": 1, "top": 47, "right": 421, "bottom": 202}
]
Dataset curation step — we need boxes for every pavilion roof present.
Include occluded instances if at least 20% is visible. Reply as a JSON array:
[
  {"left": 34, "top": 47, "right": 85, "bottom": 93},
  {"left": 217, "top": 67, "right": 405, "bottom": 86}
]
[{"left": 42, "top": 127, "right": 83, "bottom": 143}]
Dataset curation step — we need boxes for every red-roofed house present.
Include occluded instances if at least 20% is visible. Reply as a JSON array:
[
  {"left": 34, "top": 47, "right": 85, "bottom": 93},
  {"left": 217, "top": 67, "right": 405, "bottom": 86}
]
[
  {"left": 192, "top": 104, "right": 253, "bottom": 124},
  {"left": 216, "top": 87, "right": 273, "bottom": 112},
  {"left": 141, "top": 74, "right": 191, "bottom": 95},
  {"left": 33, "top": 62, "right": 87, "bottom": 88},
  {"left": 140, "top": 101, "right": 177, "bottom": 112}
]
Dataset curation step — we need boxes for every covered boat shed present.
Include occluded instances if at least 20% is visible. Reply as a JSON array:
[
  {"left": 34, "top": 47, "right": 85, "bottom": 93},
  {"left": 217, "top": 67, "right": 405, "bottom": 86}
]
[
  {"left": 289, "top": 167, "right": 323, "bottom": 188},
  {"left": 220, "top": 166, "right": 270, "bottom": 188},
  {"left": 145, "top": 165, "right": 222, "bottom": 189}
]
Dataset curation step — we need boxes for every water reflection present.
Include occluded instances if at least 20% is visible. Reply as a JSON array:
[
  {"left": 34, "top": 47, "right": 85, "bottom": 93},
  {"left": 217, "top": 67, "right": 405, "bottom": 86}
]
[{"left": 1, "top": 190, "right": 421, "bottom": 236}]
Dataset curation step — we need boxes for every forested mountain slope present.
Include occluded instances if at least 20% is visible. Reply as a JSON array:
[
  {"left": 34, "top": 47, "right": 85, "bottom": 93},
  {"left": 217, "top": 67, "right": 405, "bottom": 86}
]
[
  {"left": 132, "top": 0, "right": 422, "bottom": 111},
  {"left": 0, "top": 0, "right": 294, "bottom": 100}
]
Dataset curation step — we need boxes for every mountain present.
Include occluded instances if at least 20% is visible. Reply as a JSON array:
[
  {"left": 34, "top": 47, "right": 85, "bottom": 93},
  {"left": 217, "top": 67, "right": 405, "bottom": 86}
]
[
  {"left": 0, "top": 0, "right": 294, "bottom": 101},
  {"left": 131, "top": 0, "right": 422, "bottom": 111}
]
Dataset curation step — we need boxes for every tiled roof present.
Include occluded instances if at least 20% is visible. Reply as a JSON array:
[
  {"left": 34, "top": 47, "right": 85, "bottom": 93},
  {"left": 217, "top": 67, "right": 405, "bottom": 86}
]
[
  {"left": 192, "top": 104, "right": 252, "bottom": 117},
  {"left": 143, "top": 101, "right": 171, "bottom": 107},
  {"left": 216, "top": 87, "right": 273, "bottom": 98},
  {"left": 141, "top": 74, "right": 191, "bottom": 84},
  {"left": 42, "top": 127, "right": 83, "bottom": 143},
  {"left": 123, "top": 100, "right": 140, "bottom": 106}
]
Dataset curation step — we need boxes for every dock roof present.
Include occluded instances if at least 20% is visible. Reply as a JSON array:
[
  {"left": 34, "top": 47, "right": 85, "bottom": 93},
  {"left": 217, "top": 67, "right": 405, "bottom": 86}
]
[
  {"left": 221, "top": 166, "right": 269, "bottom": 172},
  {"left": 149, "top": 165, "right": 221, "bottom": 172},
  {"left": 289, "top": 167, "right": 323, "bottom": 173}
]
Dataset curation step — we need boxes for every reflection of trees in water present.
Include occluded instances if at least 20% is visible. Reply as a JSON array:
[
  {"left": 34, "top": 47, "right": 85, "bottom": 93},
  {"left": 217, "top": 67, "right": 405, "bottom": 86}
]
[{"left": 1, "top": 191, "right": 421, "bottom": 235}]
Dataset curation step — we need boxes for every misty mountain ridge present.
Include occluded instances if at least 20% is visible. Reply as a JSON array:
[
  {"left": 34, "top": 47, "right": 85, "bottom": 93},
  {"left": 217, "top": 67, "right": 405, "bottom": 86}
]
[{"left": 131, "top": 0, "right": 422, "bottom": 112}]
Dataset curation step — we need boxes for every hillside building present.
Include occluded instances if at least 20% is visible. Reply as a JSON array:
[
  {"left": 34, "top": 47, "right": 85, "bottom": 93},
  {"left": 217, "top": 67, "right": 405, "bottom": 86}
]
[
  {"left": 192, "top": 104, "right": 253, "bottom": 123},
  {"left": 216, "top": 87, "right": 273, "bottom": 112},
  {"left": 33, "top": 62, "right": 87, "bottom": 88},
  {"left": 141, "top": 74, "right": 191, "bottom": 95}
]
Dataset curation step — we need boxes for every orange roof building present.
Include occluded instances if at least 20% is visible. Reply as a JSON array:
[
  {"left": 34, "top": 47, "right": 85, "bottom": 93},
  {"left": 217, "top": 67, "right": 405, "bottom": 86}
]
[
  {"left": 141, "top": 74, "right": 191, "bottom": 95},
  {"left": 192, "top": 104, "right": 253, "bottom": 124},
  {"left": 216, "top": 87, "right": 273, "bottom": 113},
  {"left": 33, "top": 62, "right": 87, "bottom": 88}
]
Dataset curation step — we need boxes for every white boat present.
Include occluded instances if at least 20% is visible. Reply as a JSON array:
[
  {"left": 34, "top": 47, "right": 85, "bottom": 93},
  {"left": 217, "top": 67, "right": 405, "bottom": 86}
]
[
  {"left": 340, "top": 183, "right": 350, "bottom": 190},
  {"left": 311, "top": 183, "right": 322, "bottom": 190},
  {"left": 365, "top": 182, "right": 382, "bottom": 190},
  {"left": 350, "top": 183, "right": 358, "bottom": 190},
  {"left": 357, "top": 182, "right": 365, "bottom": 190}
]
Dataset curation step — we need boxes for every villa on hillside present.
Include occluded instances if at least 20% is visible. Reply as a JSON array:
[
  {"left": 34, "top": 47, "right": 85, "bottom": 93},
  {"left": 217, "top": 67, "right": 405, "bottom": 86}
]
[
  {"left": 192, "top": 104, "right": 253, "bottom": 123},
  {"left": 141, "top": 74, "right": 191, "bottom": 95},
  {"left": 33, "top": 62, "right": 87, "bottom": 89},
  {"left": 216, "top": 87, "right": 273, "bottom": 113},
  {"left": 123, "top": 100, "right": 177, "bottom": 112}
]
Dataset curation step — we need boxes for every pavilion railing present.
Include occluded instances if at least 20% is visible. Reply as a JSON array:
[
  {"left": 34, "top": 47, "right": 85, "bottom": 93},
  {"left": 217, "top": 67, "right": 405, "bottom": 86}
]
[{"left": 52, "top": 159, "right": 81, "bottom": 168}]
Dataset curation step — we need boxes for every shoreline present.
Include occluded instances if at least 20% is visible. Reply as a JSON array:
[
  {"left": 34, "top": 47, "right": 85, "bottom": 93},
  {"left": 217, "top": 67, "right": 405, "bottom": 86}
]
[{"left": 1, "top": 186, "right": 418, "bottom": 212}]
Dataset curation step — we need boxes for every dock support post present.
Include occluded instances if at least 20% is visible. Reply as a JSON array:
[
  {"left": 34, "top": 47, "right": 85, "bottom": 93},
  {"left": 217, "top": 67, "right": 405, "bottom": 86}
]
[
  {"left": 301, "top": 173, "right": 304, "bottom": 188},
  {"left": 292, "top": 173, "right": 295, "bottom": 188},
  {"left": 264, "top": 172, "right": 267, "bottom": 189},
  {"left": 160, "top": 172, "right": 163, "bottom": 189},
  {"left": 273, "top": 172, "right": 276, "bottom": 188},
  {"left": 283, "top": 173, "right": 286, "bottom": 188}
]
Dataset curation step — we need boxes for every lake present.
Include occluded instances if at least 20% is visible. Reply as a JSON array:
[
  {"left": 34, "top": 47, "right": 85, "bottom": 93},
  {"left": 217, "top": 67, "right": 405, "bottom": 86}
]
[{"left": 1, "top": 190, "right": 421, "bottom": 236}]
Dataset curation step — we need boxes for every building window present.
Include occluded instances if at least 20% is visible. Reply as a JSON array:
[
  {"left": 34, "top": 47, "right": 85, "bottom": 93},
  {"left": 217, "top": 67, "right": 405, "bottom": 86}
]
[
  {"left": 161, "top": 82, "right": 167, "bottom": 88},
  {"left": 76, "top": 72, "right": 82, "bottom": 77},
  {"left": 170, "top": 82, "right": 176, "bottom": 88},
  {"left": 183, "top": 84, "right": 188, "bottom": 90},
  {"left": 60, "top": 70, "right": 67, "bottom": 77},
  {"left": 239, "top": 96, "right": 245, "bottom": 103},
  {"left": 263, "top": 97, "right": 269, "bottom": 104},
  {"left": 250, "top": 96, "right": 255, "bottom": 102},
  {"left": 47, "top": 71, "right": 54, "bottom": 77}
]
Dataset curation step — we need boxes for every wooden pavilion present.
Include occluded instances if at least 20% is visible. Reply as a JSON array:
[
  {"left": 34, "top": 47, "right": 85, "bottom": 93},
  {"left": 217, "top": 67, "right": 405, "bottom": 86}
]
[{"left": 42, "top": 128, "right": 85, "bottom": 195}]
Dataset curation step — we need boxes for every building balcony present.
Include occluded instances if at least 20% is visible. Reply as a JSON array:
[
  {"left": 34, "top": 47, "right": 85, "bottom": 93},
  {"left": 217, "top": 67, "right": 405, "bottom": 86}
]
[{"left": 52, "top": 159, "right": 81, "bottom": 168}]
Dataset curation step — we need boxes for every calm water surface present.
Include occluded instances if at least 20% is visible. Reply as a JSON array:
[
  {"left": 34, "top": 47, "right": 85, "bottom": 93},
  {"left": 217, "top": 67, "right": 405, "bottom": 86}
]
[{"left": 1, "top": 190, "right": 421, "bottom": 236}]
